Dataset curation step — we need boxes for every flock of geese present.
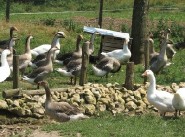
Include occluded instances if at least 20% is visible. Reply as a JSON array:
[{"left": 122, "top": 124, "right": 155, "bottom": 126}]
[{"left": 0, "top": 26, "right": 185, "bottom": 121}]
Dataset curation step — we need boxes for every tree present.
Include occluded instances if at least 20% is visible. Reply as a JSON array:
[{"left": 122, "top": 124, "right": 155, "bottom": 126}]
[
  {"left": 6, "top": 0, "right": 10, "bottom": 22},
  {"left": 130, "top": 0, "right": 149, "bottom": 64}
]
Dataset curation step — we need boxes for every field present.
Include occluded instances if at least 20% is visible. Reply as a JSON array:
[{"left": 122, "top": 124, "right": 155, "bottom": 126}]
[{"left": 0, "top": 0, "right": 185, "bottom": 136}]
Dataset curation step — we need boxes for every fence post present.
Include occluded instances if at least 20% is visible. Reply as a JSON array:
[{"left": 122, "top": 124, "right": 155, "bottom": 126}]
[
  {"left": 13, "top": 51, "right": 19, "bottom": 89},
  {"left": 124, "top": 62, "right": 134, "bottom": 90},
  {"left": 79, "top": 41, "right": 90, "bottom": 86},
  {"left": 6, "top": 0, "right": 10, "bottom": 22}
]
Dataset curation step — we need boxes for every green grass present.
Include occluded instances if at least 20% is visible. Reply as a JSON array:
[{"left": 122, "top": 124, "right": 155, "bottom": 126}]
[{"left": 42, "top": 112, "right": 185, "bottom": 137}]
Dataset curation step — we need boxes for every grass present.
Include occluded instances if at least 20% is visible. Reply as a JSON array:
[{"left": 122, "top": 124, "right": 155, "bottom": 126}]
[{"left": 42, "top": 112, "right": 185, "bottom": 137}]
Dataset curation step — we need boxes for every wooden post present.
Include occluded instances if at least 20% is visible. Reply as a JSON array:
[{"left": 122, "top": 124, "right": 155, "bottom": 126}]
[
  {"left": 98, "top": 0, "right": 103, "bottom": 28},
  {"left": 13, "top": 54, "right": 19, "bottom": 89},
  {"left": 144, "top": 38, "right": 149, "bottom": 84},
  {"left": 124, "top": 62, "right": 134, "bottom": 90},
  {"left": 79, "top": 41, "right": 90, "bottom": 86},
  {"left": 6, "top": 0, "right": 10, "bottom": 22}
]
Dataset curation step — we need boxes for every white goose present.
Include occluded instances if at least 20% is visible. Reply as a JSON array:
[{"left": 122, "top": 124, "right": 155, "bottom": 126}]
[
  {"left": 172, "top": 88, "right": 185, "bottom": 117},
  {"left": 100, "top": 38, "right": 131, "bottom": 65},
  {"left": 0, "top": 49, "right": 11, "bottom": 82},
  {"left": 39, "top": 81, "right": 89, "bottom": 122},
  {"left": 10, "top": 35, "right": 33, "bottom": 75},
  {"left": 142, "top": 70, "right": 175, "bottom": 116},
  {"left": 31, "top": 31, "right": 66, "bottom": 59}
]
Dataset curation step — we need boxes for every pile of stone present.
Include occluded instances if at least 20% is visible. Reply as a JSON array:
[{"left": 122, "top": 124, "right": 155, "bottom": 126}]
[{"left": 0, "top": 82, "right": 184, "bottom": 118}]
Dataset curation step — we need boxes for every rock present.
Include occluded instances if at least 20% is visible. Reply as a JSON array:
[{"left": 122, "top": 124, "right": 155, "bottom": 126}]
[
  {"left": 96, "top": 102, "right": 106, "bottom": 111},
  {"left": 12, "top": 100, "right": 20, "bottom": 107},
  {"left": 171, "top": 83, "right": 179, "bottom": 92},
  {"left": 84, "top": 104, "right": 96, "bottom": 115},
  {"left": 142, "top": 98, "right": 150, "bottom": 106},
  {"left": 179, "top": 82, "right": 185, "bottom": 88},
  {"left": 133, "top": 90, "right": 142, "bottom": 100},
  {"left": 0, "top": 100, "right": 8, "bottom": 109},
  {"left": 5, "top": 99, "right": 13, "bottom": 106},
  {"left": 84, "top": 94, "right": 96, "bottom": 105},
  {"left": 137, "top": 88, "right": 146, "bottom": 97},
  {"left": 10, "top": 107, "right": 26, "bottom": 116},
  {"left": 99, "top": 97, "right": 110, "bottom": 105},
  {"left": 125, "top": 101, "right": 137, "bottom": 111},
  {"left": 91, "top": 88, "right": 101, "bottom": 99},
  {"left": 106, "top": 83, "right": 113, "bottom": 88},
  {"left": 32, "top": 107, "right": 45, "bottom": 115}
]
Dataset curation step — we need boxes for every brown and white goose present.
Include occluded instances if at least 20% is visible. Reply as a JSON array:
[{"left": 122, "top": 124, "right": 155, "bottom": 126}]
[
  {"left": 30, "top": 32, "right": 65, "bottom": 68},
  {"left": 55, "top": 34, "right": 83, "bottom": 65},
  {"left": 0, "top": 26, "right": 18, "bottom": 52},
  {"left": 149, "top": 29, "right": 170, "bottom": 74},
  {"left": 56, "top": 58, "right": 82, "bottom": 85},
  {"left": 10, "top": 35, "right": 33, "bottom": 75},
  {"left": 31, "top": 31, "right": 66, "bottom": 63},
  {"left": 22, "top": 47, "right": 58, "bottom": 89},
  {"left": 159, "top": 30, "right": 176, "bottom": 64},
  {"left": 0, "top": 37, "right": 18, "bottom": 67},
  {"left": 92, "top": 55, "right": 121, "bottom": 77},
  {"left": 39, "top": 81, "right": 89, "bottom": 122}
]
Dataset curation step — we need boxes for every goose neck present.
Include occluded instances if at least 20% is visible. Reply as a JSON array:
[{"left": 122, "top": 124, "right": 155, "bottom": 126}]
[
  {"left": 51, "top": 36, "right": 60, "bottom": 48},
  {"left": 76, "top": 38, "right": 82, "bottom": 51},
  {"left": 44, "top": 85, "right": 52, "bottom": 102},
  {"left": 25, "top": 37, "right": 31, "bottom": 53},
  {"left": 148, "top": 74, "right": 156, "bottom": 94}
]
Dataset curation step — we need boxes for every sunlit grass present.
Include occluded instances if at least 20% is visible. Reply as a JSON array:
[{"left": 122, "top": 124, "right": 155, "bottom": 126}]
[{"left": 42, "top": 112, "right": 185, "bottom": 137}]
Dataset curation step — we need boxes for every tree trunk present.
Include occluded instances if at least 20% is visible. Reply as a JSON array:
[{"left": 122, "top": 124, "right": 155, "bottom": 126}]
[
  {"left": 6, "top": 0, "right": 10, "bottom": 22},
  {"left": 130, "top": 0, "right": 149, "bottom": 64}
]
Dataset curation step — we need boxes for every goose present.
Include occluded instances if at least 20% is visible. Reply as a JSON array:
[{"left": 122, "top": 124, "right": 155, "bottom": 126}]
[
  {"left": 54, "top": 34, "right": 83, "bottom": 65},
  {"left": 149, "top": 29, "right": 170, "bottom": 74},
  {"left": 10, "top": 35, "right": 33, "bottom": 75},
  {"left": 100, "top": 38, "right": 131, "bottom": 65},
  {"left": 39, "top": 81, "right": 89, "bottom": 122},
  {"left": 0, "top": 49, "right": 11, "bottom": 82},
  {"left": 30, "top": 32, "right": 66, "bottom": 68},
  {"left": 0, "top": 37, "right": 18, "bottom": 67},
  {"left": 175, "top": 39, "right": 185, "bottom": 50},
  {"left": 172, "top": 88, "right": 185, "bottom": 117},
  {"left": 147, "top": 32, "right": 159, "bottom": 60},
  {"left": 55, "top": 58, "right": 82, "bottom": 85},
  {"left": 159, "top": 30, "right": 176, "bottom": 63},
  {"left": 0, "top": 26, "right": 18, "bottom": 52},
  {"left": 30, "top": 31, "right": 65, "bottom": 60},
  {"left": 22, "top": 47, "right": 58, "bottom": 89},
  {"left": 142, "top": 70, "right": 175, "bottom": 116},
  {"left": 92, "top": 55, "right": 121, "bottom": 77}
]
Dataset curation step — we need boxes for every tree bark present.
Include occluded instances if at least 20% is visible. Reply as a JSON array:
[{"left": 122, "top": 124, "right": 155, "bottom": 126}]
[
  {"left": 130, "top": 0, "right": 149, "bottom": 64},
  {"left": 6, "top": 0, "right": 10, "bottom": 22},
  {"left": 124, "top": 62, "right": 134, "bottom": 90}
]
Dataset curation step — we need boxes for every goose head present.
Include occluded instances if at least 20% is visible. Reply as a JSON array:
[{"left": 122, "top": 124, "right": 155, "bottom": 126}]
[
  {"left": 142, "top": 70, "right": 153, "bottom": 77},
  {"left": 10, "top": 26, "right": 18, "bottom": 38},
  {"left": 56, "top": 31, "right": 66, "bottom": 38}
]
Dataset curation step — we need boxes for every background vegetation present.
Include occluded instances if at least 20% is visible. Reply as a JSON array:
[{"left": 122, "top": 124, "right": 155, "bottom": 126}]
[{"left": 0, "top": 0, "right": 185, "bottom": 136}]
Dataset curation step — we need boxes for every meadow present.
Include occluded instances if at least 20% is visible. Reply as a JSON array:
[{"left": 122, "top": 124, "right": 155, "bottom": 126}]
[{"left": 0, "top": 0, "right": 185, "bottom": 136}]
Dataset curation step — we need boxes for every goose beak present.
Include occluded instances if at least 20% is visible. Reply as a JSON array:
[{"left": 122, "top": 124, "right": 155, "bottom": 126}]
[{"left": 141, "top": 71, "right": 147, "bottom": 77}]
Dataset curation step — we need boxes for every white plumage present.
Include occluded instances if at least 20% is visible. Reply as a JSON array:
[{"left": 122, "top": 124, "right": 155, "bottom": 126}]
[
  {"left": 172, "top": 88, "right": 185, "bottom": 117},
  {"left": 142, "top": 70, "right": 175, "bottom": 116},
  {"left": 0, "top": 49, "right": 11, "bottom": 82},
  {"left": 101, "top": 38, "right": 131, "bottom": 65},
  {"left": 31, "top": 31, "right": 65, "bottom": 59}
]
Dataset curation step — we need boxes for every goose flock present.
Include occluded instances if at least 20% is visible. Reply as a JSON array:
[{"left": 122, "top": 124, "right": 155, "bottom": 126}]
[{"left": 0, "top": 26, "right": 184, "bottom": 122}]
